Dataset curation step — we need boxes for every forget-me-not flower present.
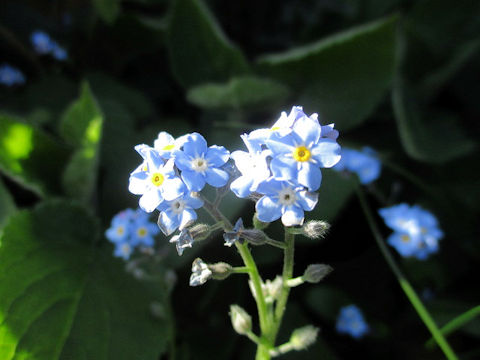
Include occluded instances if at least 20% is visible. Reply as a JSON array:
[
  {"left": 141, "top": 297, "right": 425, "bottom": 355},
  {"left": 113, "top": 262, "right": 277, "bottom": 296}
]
[
  {"left": 336, "top": 304, "right": 370, "bottom": 339},
  {"left": 52, "top": 44, "right": 68, "bottom": 61},
  {"left": 105, "top": 208, "right": 135, "bottom": 243},
  {"left": 128, "top": 148, "right": 185, "bottom": 212},
  {"left": 230, "top": 135, "right": 271, "bottom": 198},
  {"left": 379, "top": 204, "right": 443, "bottom": 260},
  {"left": 157, "top": 190, "right": 204, "bottom": 236},
  {"left": 255, "top": 178, "right": 318, "bottom": 226},
  {"left": 0, "top": 64, "right": 26, "bottom": 86},
  {"left": 174, "top": 132, "right": 230, "bottom": 192},
  {"left": 170, "top": 228, "right": 195, "bottom": 256},
  {"left": 31, "top": 30, "right": 54, "bottom": 54},
  {"left": 266, "top": 113, "right": 341, "bottom": 191},
  {"left": 130, "top": 209, "right": 160, "bottom": 247},
  {"left": 154, "top": 131, "right": 188, "bottom": 160},
  {"left": 334, "top": 147, "right": 381, "bottom": 184}
]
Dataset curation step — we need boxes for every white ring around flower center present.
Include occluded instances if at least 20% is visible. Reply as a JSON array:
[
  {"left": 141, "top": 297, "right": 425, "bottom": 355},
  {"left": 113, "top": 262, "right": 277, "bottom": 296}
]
[
  {"left": 170, "top": 199, "right": 186, "bottom": 214},
  {"left": 277, "top": 187, "right": 297, "bottom": 206},
  {"left": 191, "top": 157, "right": 208, "bottom": 172}
]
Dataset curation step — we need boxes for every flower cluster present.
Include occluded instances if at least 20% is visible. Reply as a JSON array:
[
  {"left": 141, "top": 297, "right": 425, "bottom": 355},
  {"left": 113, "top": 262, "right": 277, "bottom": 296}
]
[
  {"left": 0, "top": 64, "right": 26, "bottom": 86},
  {"left": 333, "top": 147, "right": 381, "bottom": 184},
  {"left": 231, "top": 106, "right": 341, "bottom": 226},
  {"left": 336, "top": 304, "right": 370, "bottom": 339},
  {"left": 378, "top": 204, "right": 443, "bottom": 260},
  {"left": 128, "top": 132, "right": 229, "bottom": 237},
  {"left": 105, "top": 208, "right": 159, "bottom": 260},
  {"left": 30, "top": 30, "right": 68, "bottom": 61}
]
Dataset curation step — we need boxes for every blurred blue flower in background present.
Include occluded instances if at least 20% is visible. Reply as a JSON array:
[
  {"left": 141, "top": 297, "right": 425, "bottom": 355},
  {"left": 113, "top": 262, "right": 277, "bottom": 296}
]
[
  {"left": 106, "top": 208, "right": 159, "bottom": 260},
  {"left": 336, "top": 304, "right": 370, "bottom": 339},
  {"left": 0, "top": 64, "right": 26, "bottom": 86},
  {"left": 379, "top": 204, "right": 443, "bottom": 260},
  {"left": 30, "top": 30, "right": 68, "bottom": 60},
  {"left": 334, "top": 147, "right": 381, "bottom": 184}
]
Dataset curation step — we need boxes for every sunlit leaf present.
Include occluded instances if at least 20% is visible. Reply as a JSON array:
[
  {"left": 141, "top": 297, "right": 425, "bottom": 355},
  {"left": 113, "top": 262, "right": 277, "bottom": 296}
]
[
  {"left": 0, "top": 200, "right": 169, "bottom": 360},
  {"left": 60, "top": 82, "right": 104, "bottom": 203}
]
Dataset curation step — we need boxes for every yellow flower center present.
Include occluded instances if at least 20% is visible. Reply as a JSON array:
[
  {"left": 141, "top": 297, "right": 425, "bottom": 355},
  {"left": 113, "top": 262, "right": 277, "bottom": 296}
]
[
  {"left": 270, "top": 126, "right": 281, "bottom": 131},
  {"left": 293, "top": 146, "right": 311, "bottom": 162},
  {"left": 163, "top": 144, "right": 175, "bottom": 151},
  {"left": 151, "top": 172, "right": 164, "bottom": 187},
  {"left": 142, "top": 164, "right": 148, "bottom": 171},
  {"left": 116, "top": 226, "right": 124, "bottom": 235},
  {"left": 401, "top": 235, "right": 410, "bottom": 242},
  {"left": 137, "top": 227, "right": 147, "bottom": 237}
]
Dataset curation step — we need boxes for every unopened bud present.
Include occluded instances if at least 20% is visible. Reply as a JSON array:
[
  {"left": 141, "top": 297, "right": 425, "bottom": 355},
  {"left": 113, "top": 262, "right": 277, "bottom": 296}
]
[
  {"left": 189, "top": 258, "right": 212, "bottom": 286},
  {"left": 242, "top": 229, "right": 267, "bottom": 245},
  {"left": 264, "top": 276, "right": 283, "bottom": 301},
  {"left": 290, "top": 325, "right": 319, "bottom": 350},
  {"left": 209, "top": 262, "right": 233, "bottom": 280},
  {"left": 302, "top": 264, "right": 333, "bottom": 283},
  {"left": 302, "top": 220, "right": 330, "bottom": 239},
  {"left": 253, "top": 213, "right": 269, "bottom": 230},
  {"left": 229, "top": 304, "right": 252, "bottom": 335},
  {"left": 189, "top": 223, "right": 211, "bottom": 241}
]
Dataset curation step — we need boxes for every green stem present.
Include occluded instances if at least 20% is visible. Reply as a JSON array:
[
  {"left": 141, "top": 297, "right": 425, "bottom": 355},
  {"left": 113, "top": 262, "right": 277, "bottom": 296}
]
[
  {"left": 355, "top": 184, "right": 458, "bottom": 360},
  {"left": 271, "top": 229, "right": 295, "bottom": 341},
  {"left": 425, "top": 305, "right": 480, "bottom": 349}
]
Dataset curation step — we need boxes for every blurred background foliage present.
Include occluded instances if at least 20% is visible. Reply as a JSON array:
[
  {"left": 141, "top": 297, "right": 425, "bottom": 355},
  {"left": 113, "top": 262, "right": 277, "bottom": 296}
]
[{"left": 0, "top": 0, "right": 479, "bottom": 359}]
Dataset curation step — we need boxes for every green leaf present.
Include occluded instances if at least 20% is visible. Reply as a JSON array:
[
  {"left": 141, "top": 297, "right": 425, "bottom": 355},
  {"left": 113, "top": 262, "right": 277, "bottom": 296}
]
[
  {"left": 0, "top": 200, "right": 168, "bottom": 359},
  {"left": 60, "top": 82, "right": 104, "bottom": 203},
  {"left": 0, "top": 114, "right": 70, "bottom": 197},
  {"left": 92, "top": 0, "right": 121, "bottom": 24},
  {"left": 186, "top": 76, "right": 290, "bottom": 110},
  {"left": 392, "top": 77, "right": 476, "bottom": 163},
  {"left": 257, "top": 16, "right": 397, "bottom": 130},
  {"left": 166, "top": 0, "right": 250, "bottom": 88}
]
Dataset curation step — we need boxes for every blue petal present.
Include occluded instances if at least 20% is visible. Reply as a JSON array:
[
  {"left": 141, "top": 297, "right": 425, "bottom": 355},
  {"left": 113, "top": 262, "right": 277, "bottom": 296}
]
[
  {"left": 183, "top": 133, "right": 208, "bottom": 157},
  {"left": 181, "top": 170, "right": 206, "bottom": 191},
  {"left": 174, "top": 150, "right": 193, "bottom": 171},
  {"left": 266, "top": 133, "right": 296, "bottom": 155},
  {"left": 292, "top": 116, "right": 320, "bottom": 146},
  {"left": 185, "top": 193, "right": 204, "bottom": 209},
  {"left": 256, "top": 178, "right": 284, "bottom": 196},
  {"left": 255, "top": 196, "right": 282, "bottom": 223},
  {"left": 230, "top": 176, "right": 254, "bottom": 198},
  {"left": 297, "top": 162, "right": 322, "bottom": 191},
  {"left": 205, "top": 145, "right": 230, "bottom": 167},
  {"left": 128, "top": 173, "right": 148, "bottom": 195},
  {"left": 162, "top": 177, "right": 186, "bottom": 201},
  {"left": 139, "top": 189, "right": 163, "bottom": 213},
  {"left": 310, "top": 139, "right": 341, "bottom": 168},
  {"left": 281, "top": 205, "right": 304, "bottom": 226},
  {"left": 296, "top": 190, "right": 318, "bottom": 211},
  {"left": 179, "top": 208, "right": 197, "bottom": 230},
  {"left": 158, "top": 210, "right": 180, "bottom": 235},
  {"left": 270, "top": 157, "right": 297, "bottom": 181},
  {"left": 205, "top": 168, "right": 229, "bottom": 188},
  {"left": 146, "top": 148, "right": 165, "bottom": 170}
]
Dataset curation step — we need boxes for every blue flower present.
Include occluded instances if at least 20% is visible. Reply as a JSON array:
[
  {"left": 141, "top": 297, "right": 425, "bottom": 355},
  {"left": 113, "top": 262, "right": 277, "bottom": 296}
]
[
  {"left": 223, "top": 218, "right": 244, "bottom": 247},
  {"left": 105, "top": 208, "right": 135, "bottom": 243},
  {"left": 128, "top": 147, "right": 185, "bottom": 212},
  {"left": 379, "top": 204, "right": 443, "bottom": 260},
  {"left": 336, "top": 305, "right": 369, "bottom": 339},
  {"left": 266, "top": 114, "right": 341, "bottom": 191},
  {"left": 334, "top": 147, "right": 381, "bottom": 184},
  {"left": 130, "top": 209, "right": 160, "bottom": 247},
  {"left": 174, "top": 132, "right": 230, "bottom": 192},
  {"left": 113, "top": 241, "right": 134, "bottom": 260},
  {"left": 31, "top": 30, "right": 54, "bottom": 54},
  {"left": 157, "top": 190, "right": 204, "bottom": 236},
  {"left": 154, "top": 131, "right": 188, "bottom": 160},
  {"left": 169, "top": 228, "right": 195, "bottom": 256},
  {"left": 230, "top": 135, "right": 271, "bottom": 198},
  {"left": 255, "top": 178, "right": 318, "bottom": 226},
  {"left": 52, "top": 43, "right": 68, "bottom": 61},
  {"left": 0, "top": 64, "right": 26, "bottom": 86}
]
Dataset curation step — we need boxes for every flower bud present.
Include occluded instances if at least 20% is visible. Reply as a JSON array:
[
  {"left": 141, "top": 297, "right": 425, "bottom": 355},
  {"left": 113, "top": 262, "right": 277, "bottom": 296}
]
[
  {"left": 264, "top": 276, "right": 283, "bottom": 301},
  {"left": 302, "top": 264, "right": 333, "bottom": 283},
  {"left": 229, "top": 304, "right": 252, "bottom": 335},
  {"left": 252, "top": 213, "right": 269, "bottom": 230},
  {"left": 189, "top": 258, "right": 212, "bottom": 286},
  {"left": 242, "top": 229, "right": 267, "bottom": 245},
  {"left": 209, "top": 262, "right": 233, "bottom": 280},
  {"left": 189, "top": 223, "right": 211, "bottom": 241},
  {"left": 302, "top": 220, "right": 330, "bottom": 239},
  {"left": 290, "top": 325, "right": 319, "bottom": 350}
]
